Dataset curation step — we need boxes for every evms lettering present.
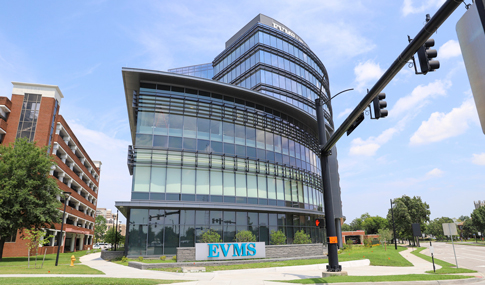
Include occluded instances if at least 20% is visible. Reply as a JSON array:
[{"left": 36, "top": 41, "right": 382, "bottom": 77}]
[{"left": 207, "top": 243, "right": 256, "bottom": 257}]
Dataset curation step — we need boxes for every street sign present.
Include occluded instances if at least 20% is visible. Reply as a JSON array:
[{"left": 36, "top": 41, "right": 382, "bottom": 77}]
[
  {"left": 442, "top": 223, "right": 458, "bottom": 236},
  {"left": 430, "top": 245, "right": 434, "bottom": 254},
  {"left": 412, "top": 223, "right": 422, "bottom": 237},
  {"left": 456, "top": 0, "right": 485, "bottom": 134}
]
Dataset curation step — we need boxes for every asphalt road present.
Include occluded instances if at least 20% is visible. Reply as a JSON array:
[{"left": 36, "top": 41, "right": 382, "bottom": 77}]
[{"left": 421, "top": 241, "right": 485, "bottom": 275}]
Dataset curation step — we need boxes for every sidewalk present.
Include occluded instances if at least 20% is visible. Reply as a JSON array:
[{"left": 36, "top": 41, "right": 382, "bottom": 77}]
[{"left": 2, "top": 248, "right": 479, "bottom": 285}]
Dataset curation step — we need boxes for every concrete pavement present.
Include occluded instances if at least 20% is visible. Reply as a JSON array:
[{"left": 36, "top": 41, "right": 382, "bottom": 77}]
[{"left": 1, "top": 247, "right": 483, "bottom": 284}]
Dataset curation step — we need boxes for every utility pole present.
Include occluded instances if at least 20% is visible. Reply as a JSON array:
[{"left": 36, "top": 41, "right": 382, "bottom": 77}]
[{"left": 391, "top": 199, "right": 398, "bottom": 250}]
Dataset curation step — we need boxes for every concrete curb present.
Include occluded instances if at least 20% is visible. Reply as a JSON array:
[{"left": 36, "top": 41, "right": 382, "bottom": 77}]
[{"left": 308, "top": 276, "right": 484, "bottom": 285}]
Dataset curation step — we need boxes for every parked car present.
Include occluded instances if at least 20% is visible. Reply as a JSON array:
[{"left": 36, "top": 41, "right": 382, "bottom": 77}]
[{"left": 94, "top": 243, "right": 109, "bottom": 249}]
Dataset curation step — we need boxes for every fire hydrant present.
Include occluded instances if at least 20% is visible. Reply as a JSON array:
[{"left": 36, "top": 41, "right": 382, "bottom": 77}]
[{"left": 70, "top": 255, "right": 75, "bottom": 267}]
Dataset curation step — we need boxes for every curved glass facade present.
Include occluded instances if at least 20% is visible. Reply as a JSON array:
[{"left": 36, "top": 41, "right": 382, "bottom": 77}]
[{"left": 119, "top": 14, "right": 340, "bottom": 257}]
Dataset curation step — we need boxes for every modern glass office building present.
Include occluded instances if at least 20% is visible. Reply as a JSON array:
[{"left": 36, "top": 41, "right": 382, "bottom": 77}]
[{"left": 117, "top": 14, "right": 341, "bottom": 257}]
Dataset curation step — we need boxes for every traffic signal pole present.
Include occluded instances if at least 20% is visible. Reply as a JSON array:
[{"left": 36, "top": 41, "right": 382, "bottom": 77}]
[
  {"left": 316, "top": 98, "right": 341, "bottom": 272},
  {"left": 314, "top": 0, "right": 462, "bottom": 272},
  {"left": 320, "top": 0, "right": 462, "bottom": 154}
]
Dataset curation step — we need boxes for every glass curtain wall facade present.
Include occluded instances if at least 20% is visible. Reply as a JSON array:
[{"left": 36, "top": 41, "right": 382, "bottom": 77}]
[{"left": 119, "top": 14, "right": 339, "bottom": 257}]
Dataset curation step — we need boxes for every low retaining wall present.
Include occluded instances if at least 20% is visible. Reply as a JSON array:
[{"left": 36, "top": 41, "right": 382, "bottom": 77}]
[
  {"left": 129, "top": 255, "right": 327, "bottom": 270},
  {"left": 176, "top": 243, "right": 325, "bottom": 262},
  {"left": 101, "top": 250, "right": 124, "bottom": 261}
]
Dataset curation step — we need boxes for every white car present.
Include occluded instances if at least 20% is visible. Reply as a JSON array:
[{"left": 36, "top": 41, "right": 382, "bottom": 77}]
[{"left": 94, "top": 243, "right": 109, "bottom": 249}]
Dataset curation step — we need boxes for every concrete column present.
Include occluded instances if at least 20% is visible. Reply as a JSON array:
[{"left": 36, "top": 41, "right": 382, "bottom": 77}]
[
  {"left": 79, "top": 235, "right": 84, "bottom": 250},
  {"left": 70, "top": 234, "right": 76, "bottom": 252},
  {"left": 55, "top": 124, "right": 62, "bottom": 135},
  {"left": 52, "top": 144, "right": 59, "bottom": 155},
  {"left": 66, "top": 179, "right": 72, "bottom": 188},
  {"left": 80, "top": 157, "right": 85, "bottom": 164},
  {"left": 70, "top": 145, "right": 77, "bottom": 153},
  {"left": 58, "top": 173, "right": 65, "bottom": 183},
  {"left": 79, "top": 172, "right": 84, "bottom": 180}
]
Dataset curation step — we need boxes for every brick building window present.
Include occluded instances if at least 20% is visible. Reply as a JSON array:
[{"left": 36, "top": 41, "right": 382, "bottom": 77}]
[{"left": 16, "top": 93, "right": 42, "bottom": 141}]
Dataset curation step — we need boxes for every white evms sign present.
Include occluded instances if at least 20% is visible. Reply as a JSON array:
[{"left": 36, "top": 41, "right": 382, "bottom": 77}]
[{"left": 195, "top": 242, "right": 265, "bottom": 260}]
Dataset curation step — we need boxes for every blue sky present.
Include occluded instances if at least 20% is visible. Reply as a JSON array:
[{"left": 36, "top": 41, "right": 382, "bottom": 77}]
[{"left": 1, "top": 0, "right": 483, "bottom": 224}]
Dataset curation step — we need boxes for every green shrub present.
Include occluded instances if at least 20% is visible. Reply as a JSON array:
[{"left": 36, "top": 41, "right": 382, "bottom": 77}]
[
  {"left": 270, "top": 230, "right": 286, "bottom": 245},
  {"left": 293, "top": 230, "right": 311, "bottom": 244},
  {"left": 138, "top": 256, "right": 144, "bottom": 261},
  {"left": 121, "top": 256, "right": 128, "bottom": 263},
  {"left": 234, "top": 230, "right": 257, "bottom": 242},
  {"left": 160, "top": 255, "right": 166, "bottom": 260},
  {"left": 363, "top": 237, "right": 372, "bottom": 248},
  {"left": 172, "top": 255, "right": 177, "bottom": 261},
  {"left": 201, "top": 229, "right": 222, "bottom": 243}
]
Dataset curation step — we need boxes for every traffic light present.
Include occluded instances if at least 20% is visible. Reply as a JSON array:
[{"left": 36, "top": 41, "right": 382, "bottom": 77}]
[
  {"left": 372, "top": 93, "right": 388, "bottom": 119},
  {"left": 315, "top": 218, "right": 325, "bottom": 228},
  {"left": 417, "top": 39, "right": 439, "bottom": 74}
]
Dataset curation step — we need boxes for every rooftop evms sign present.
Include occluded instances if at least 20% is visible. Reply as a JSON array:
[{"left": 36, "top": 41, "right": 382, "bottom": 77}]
[{"left": 272, "top": 22, "right": 307, "bottom": 46}]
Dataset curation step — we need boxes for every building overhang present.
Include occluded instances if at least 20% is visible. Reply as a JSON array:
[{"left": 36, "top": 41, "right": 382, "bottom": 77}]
[
  {"left": 122, "top": 67, "right": 318, "bottom": 145},
  {"left": 115, "top": 200, "right": 324, "bottom": 218}
]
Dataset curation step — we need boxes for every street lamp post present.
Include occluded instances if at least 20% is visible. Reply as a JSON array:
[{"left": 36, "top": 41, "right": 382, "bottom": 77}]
[
  {"left": 114, "top": 210, "right": 119, "bottom": 251},
  {"left": 55, "top": 191, "right": 71, "bottom": 266},
  {"left": 390, "top": 199, "right": 398, "bottom": 250}
]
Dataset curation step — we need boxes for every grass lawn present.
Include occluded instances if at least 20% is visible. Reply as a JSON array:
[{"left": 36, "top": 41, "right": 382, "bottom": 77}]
[
  {"left": 411, "top": 247, "right": 477, "bottom": 274},
  {"left": 0, "top": 250, "right": 102, "bottom": 275},
  {"left": 0, "top": 277, "right": 187, "bottom": 284},
  {"left": 338, "top": 245, "right": 412, "bottom": 267},
  {"left": 276, "top": 274, "right": 474, "bottom": 284},
  {"left": 150, "top": 245, "right": 411, "bottom": 272}
]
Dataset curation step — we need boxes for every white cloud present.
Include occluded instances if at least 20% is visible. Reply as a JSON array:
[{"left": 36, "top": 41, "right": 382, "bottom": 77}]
[
  {"left": 472, "top": 153, "right": 485, "bottom": 166},
  {"left": 354, "top": 60, "right": 384, "bottom": 92},
  {"left": 410, "top": 97, "right": 479, "bottom": 145},
  {"left": 426, "top": 168, "right": 444, "bottom": 177},
  {"left": 338, "top": 108, "right": 353, "bottom": 119},
  {"left": 391, "top": 79, "right": 451, "bottom": 118},
  {"left": 439, "top": 40, "right": 461, "bottom": 60},
  {"left": 349, "top": 127, "right": 398, "bottom": 156},
  {"left": 402, "top": 0, "right": 446, "bottom": 16}
]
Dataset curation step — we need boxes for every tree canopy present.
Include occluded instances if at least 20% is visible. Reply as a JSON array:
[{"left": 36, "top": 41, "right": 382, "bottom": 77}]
[
  {"left": 471, "top": 206, "right": 485, "bottom": 234},
  {"left": 0, "top": 138, "right": 61, "bottom": 260},
  {"left": 425, "top": 216, "right": 454, "bottom": 241},
  {"left": 94, "top": 215, "right": 107, "bottom": 242},
  {"left": 386, "top": 195, "right": 430, "bottom": 241},
  {"left": 104, "top": 227, "right": 124, "bottom": 246},
  {"left": 362, "top": 215, "right": 388, "bottom": 234}
]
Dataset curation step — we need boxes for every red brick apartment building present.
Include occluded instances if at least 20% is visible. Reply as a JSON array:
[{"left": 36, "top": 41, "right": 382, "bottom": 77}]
[{"left": 0, "top": 82, "right": 101, "bottom": 257}]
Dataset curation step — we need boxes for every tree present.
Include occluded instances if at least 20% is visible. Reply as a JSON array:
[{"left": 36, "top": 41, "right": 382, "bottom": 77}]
[
  {"left": 341, "top": 223, "right": 351, "bottom": 231},
  {"left": 234, "top": 230, "right": 256, "bottom": 242},
  {"left": 378, "top": 228, "right": 392, "bottom": 251},
  {"left": 362, "top": 216, "right": 388, "bottom": 234},
  {"left": 94, "top": 215, "right": 107, "bottom": 243},
  {"left": 201, "top": 229, "right": 221, "bottom": 243},
  {"left": 270, "top": 230, "right": 286, "bottom": 245},
  {"left": 387, "top": 195, "right": 430, "bottom": 244},
  {"left": 471, "top": 206, "right": 485, "bottom": 235},
  {"left": 462, "top": 218, "right": 477, "bottom": 239},
  {"left": 23, "top": 229, "right": 53, "bottom": 268},
  {"left": 425, "top": 217, "right": 454, "bottom": 241},
  {"left": 293, "top": 230, "right": 311, "bottom": 244},
  {"left": 0, "top": 138, "right": 61, "bottom": 261},
  {"left": 104, "top": 227, "right": 124, "bottom": 248}
]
